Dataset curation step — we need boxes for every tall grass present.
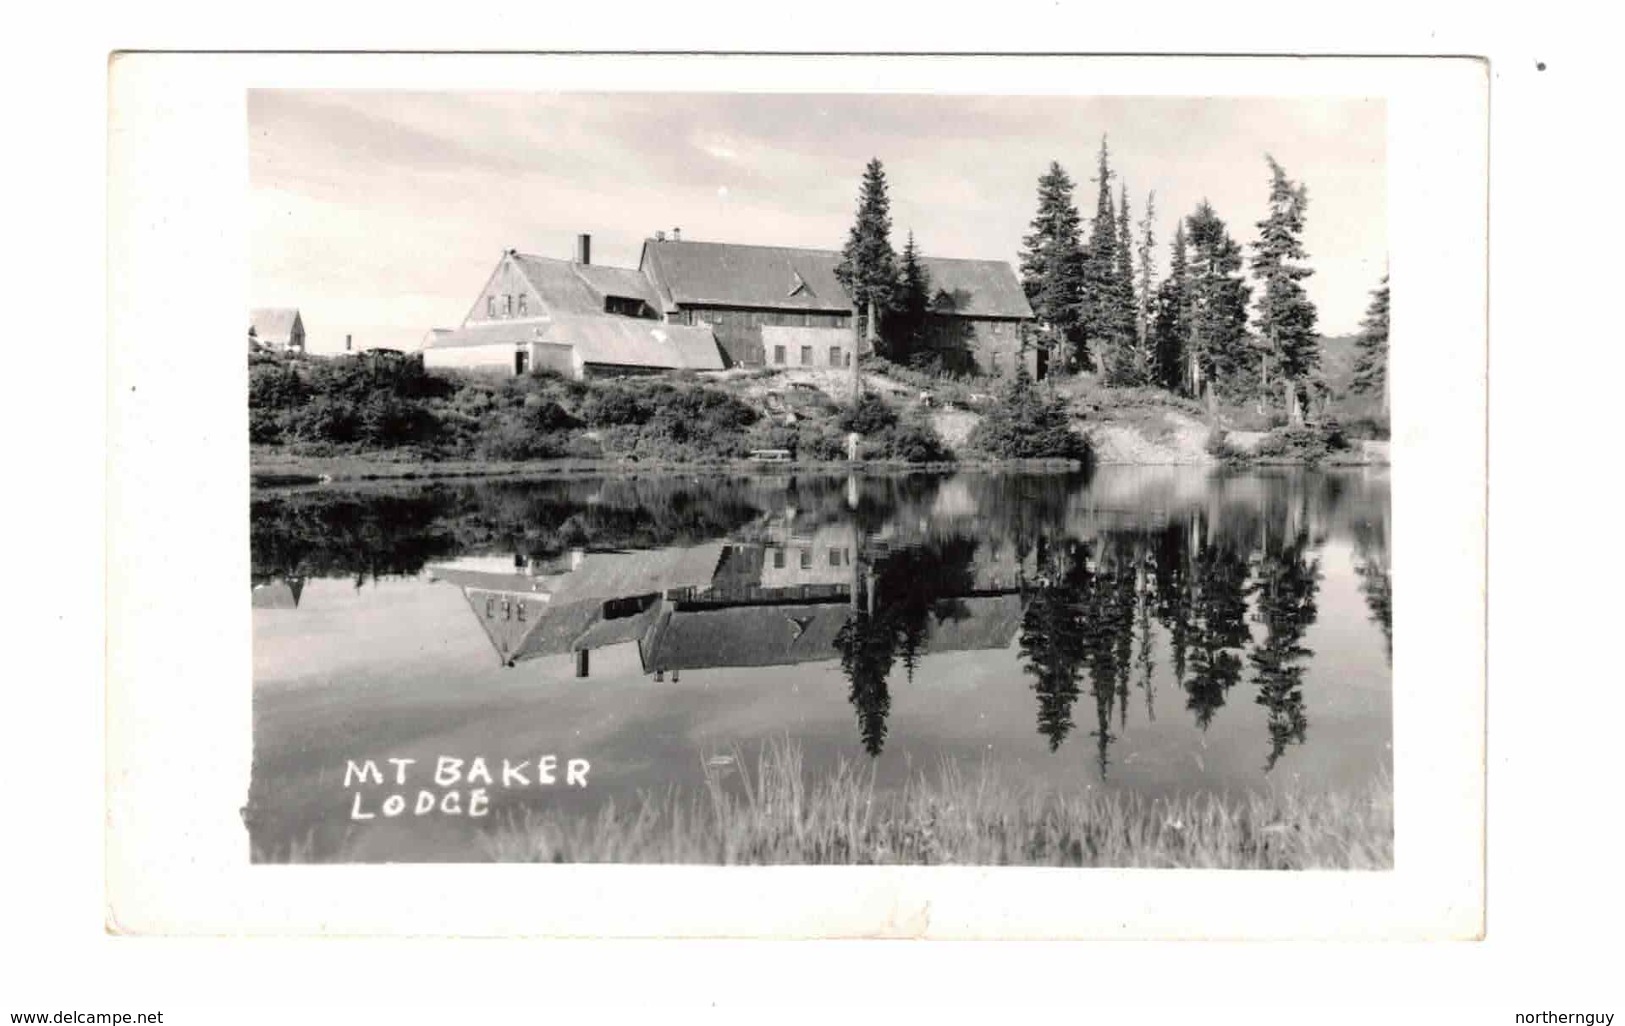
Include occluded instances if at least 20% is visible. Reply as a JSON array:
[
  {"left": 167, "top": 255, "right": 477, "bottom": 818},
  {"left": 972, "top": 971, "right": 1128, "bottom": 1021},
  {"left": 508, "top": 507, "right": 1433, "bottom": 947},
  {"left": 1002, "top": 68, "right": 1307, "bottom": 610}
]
[{"left": 479, "top": 738, "right": 1392, "bottom": 869}]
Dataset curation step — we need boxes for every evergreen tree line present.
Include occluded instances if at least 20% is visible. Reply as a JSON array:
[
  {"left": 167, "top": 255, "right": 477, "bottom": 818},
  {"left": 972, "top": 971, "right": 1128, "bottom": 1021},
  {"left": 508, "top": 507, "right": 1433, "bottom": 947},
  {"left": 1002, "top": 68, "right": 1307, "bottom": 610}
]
[{"left": 1018, "top": 139, "right": 1390, "bottom": 422}]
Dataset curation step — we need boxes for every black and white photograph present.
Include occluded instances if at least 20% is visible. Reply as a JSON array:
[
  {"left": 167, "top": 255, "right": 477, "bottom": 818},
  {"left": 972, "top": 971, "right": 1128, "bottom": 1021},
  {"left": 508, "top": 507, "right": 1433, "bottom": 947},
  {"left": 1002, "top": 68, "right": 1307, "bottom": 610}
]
[{"left": 244, "top": 87, "right": 1395, "bottom": 869}]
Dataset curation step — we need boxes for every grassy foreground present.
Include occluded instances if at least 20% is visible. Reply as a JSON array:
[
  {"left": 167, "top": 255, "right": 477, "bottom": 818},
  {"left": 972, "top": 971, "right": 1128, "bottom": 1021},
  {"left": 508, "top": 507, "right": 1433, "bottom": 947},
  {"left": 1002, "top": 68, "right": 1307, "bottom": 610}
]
[{"left": 479, "top": 740, "right": 1393, "bottom": 869}]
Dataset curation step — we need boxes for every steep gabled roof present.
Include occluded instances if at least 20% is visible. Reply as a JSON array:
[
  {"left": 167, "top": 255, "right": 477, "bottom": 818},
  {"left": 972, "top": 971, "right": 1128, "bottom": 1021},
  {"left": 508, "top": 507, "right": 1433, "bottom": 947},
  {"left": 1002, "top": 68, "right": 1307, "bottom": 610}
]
[
  {"left": 641, "top": 239, "right": 853, "bottom": 313},
  {"left": 507, "top": 253, "right": 606, "bottom": 316},
  {"left": 919, "top": 257, "right": 1035, "bottom": 319},
  {"left": 639, "top": 238, "right": 1035, "bottom": 318},
  {"left": 571, "top": 263, "right": 660, "bottom": 307},
  {"left": 642, "top": 603, "right": 853, "bottom": 671},
  {"left": 249, "top": 308, "right": 303, "bottom": 344}
]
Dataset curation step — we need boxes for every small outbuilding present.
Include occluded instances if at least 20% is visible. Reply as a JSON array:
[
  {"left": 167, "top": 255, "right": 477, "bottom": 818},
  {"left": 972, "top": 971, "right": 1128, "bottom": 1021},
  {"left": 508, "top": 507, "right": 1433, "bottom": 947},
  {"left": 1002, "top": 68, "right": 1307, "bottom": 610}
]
[{"left": 248, "top": 308, "right": 306, "bottom": 354}]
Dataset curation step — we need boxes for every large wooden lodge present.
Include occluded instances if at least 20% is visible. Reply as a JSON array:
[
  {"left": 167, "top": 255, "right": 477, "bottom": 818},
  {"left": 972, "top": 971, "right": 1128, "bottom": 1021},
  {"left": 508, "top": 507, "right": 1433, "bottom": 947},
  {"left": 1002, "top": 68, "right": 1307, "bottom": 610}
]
[{"left": 422, "top": 232, "right": 1039, "bottom": 380}]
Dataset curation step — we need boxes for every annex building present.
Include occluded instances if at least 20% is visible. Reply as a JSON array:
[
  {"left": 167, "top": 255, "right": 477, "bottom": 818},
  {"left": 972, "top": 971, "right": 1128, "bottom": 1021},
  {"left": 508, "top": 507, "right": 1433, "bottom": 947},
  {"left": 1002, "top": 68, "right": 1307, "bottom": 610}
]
[{"left": 423, "top": 232, "right": 1038, "bottom": 380}]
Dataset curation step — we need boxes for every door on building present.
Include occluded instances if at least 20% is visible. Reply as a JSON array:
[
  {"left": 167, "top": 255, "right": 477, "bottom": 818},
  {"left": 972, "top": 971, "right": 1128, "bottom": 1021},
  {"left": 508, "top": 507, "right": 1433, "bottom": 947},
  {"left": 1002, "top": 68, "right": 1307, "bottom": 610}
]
[
  {"left": 1035, "top": 346, "right": 1049, "bottom": 381},
  {"left": 514, "top": 349, "right": 529, "bottom": 375}
]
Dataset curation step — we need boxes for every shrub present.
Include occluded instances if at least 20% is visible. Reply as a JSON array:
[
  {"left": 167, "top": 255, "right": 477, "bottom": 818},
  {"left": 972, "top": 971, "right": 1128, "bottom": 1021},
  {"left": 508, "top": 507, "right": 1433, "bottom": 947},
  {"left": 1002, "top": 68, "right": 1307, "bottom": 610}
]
[
  {"left": 837, "top": 391, "right": 899, "bottom": 435},
  {"left": 796, "top": 421, "right": 850, "bottom": 461},
  {"left": 248, "top": 407, "right": 284, "bottom": 445},
  {"left": 248, "top": 361, "right": 307, "bottom": 410},
  {"left": 1253, "top": 421, "right": 1352, "bottom": 464},
  {"left": 288, "top": 396, "right": 361, "bottom": 444},
  {"left": 475, "top": 412, "right": 596, "bottom": 461},
  {"left": 870, "top": 415, "right": 953, "bottom": 463},
  {"left": 1204, "top": 427, "right": 1247, "bottom": 463},
  {"left": 579, "top": 384, "right": 654, "bottom": 427},
  {"left": 967, "top": 370, "right": 1089, "bottom": 460},
  {"left": 358, "top": 393, "right": 442, "bottom": 448}
]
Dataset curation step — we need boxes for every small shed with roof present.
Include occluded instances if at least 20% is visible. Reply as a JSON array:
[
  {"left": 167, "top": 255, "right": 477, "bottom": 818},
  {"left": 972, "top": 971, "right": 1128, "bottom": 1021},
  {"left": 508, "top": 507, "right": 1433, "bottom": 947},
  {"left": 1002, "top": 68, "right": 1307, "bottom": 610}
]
[{"left": 249, "top": 308, "right": 306, "bottom": 354}]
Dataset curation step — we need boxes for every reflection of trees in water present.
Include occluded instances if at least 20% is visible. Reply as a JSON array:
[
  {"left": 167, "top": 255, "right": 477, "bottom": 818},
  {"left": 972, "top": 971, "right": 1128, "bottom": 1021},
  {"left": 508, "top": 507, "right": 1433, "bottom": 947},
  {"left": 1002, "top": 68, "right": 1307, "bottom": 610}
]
[
  {"left": 833, "top": 608, "right": 896, "bottom": 757},
  {"left": 1149, "top": 516, "right": 1252, "bottom": 732},
  {"left": 251, "top": 489, "right": 464, "bottom": 584},
  {"left": 1250, "top": 529, "right": 1322, "bottom": 771},
  {"left": 1016, "top": 533, "right": 1143, "bottom": 777},
  {"left": 251, "top": 478, "right": 770, "bottom": 584},
  {"left": 1080, "top": 538, "right": 1141, "bottom": 779},
  {"left": 1350, "top": 517, "right": 1393, "bottom": 665},
  {"left": 1019, "top": 540, "right": 1090, "bottom": 752}
]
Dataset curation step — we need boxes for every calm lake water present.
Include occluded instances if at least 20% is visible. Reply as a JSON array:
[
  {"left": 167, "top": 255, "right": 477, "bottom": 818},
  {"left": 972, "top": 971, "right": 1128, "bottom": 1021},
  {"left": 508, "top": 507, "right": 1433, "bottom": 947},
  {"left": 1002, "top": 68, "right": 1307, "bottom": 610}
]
[{"left": 248, "top": 466, "right": 1392, "bottom": 862}]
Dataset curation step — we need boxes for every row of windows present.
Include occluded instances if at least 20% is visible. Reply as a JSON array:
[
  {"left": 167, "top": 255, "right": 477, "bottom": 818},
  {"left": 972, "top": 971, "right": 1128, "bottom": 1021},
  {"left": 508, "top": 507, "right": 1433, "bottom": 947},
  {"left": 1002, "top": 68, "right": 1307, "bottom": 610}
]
[
  {"left": 768, "top": 547, "right": 853, "bottom": 569},
  {"left": 487, "top": 294, "right": 529, "bottom": 318},
  {"left": 772, "top": 345, "right": 843, "bottom": 367},
  {"left": 485, "top": 595, "right": 527, "bottom": 621}
]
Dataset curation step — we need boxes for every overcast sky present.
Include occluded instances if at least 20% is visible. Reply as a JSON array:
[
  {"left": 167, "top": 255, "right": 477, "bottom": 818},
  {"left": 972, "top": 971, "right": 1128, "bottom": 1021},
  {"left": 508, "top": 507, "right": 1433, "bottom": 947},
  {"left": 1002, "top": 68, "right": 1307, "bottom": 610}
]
[{"left": 249, "top": 91, "right": 1385, "bottom": 354}]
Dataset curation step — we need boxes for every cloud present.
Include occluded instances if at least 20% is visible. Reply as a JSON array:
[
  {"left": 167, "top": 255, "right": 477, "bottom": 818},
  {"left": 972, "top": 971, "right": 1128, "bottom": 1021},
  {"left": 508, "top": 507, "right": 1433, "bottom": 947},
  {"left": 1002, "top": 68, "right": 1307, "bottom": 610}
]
[{"left": 250, "top": 92, "right": 1386, "bottom": 338}]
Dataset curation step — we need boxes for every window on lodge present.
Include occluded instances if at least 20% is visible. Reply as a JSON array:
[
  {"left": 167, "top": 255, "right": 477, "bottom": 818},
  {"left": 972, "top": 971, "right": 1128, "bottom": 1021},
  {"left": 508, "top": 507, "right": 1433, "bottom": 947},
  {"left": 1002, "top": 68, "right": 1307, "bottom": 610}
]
[
  {"left": 504, "top": 295, "right": 513, "bottom": 316},
  {"left": 773, "top": 548, "right": 786, "bottom": 568},
  {"left": 517, "top": 294, "right": 527, "bottom": 315},
  {"left": 829, "top": 346, "right": 842, "bottom": 366},
  {"left": 487, "top": 296, "right": 496, "bottom": 318},
  {"left": 799, "top": 549, "right": 812, "bottom": 570},
  {"left": 800, "top": 346, "right": 813, "bottom": 366},
  {"left": 773, "top": 345, "right": 786, "bottom": 365}
]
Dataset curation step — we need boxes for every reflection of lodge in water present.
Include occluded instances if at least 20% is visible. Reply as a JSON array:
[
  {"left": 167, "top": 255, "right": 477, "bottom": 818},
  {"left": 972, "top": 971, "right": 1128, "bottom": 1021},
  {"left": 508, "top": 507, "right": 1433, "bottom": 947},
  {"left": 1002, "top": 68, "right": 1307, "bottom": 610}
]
[{"left": 428, "top": 513, "right": 1034, "bottom": 678}]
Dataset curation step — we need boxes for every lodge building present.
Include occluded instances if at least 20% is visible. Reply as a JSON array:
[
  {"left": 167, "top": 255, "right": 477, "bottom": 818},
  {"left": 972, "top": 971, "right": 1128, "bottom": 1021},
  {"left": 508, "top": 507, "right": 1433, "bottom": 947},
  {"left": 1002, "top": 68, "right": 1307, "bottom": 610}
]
[{"left": 422, "top": 231, "right": 1039, "bottom": 380}]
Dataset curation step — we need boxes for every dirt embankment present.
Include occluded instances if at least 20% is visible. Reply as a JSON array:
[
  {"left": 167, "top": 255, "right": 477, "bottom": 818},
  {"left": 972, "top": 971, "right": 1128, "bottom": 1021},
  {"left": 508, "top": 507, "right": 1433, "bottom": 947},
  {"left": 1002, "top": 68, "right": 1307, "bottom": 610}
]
[{"left": 1084, "top": 409, "right": 1218, "bottom": 466}]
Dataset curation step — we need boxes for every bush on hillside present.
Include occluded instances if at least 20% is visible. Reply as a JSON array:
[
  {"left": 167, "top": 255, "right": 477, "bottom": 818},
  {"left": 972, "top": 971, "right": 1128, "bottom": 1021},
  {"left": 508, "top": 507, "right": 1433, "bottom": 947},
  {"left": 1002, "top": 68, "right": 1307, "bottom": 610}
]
[
  {"left": 1252, "top": 420, "right": 1353, "bottom": 464},
  {"left": 868, "top": 414, "right": 953, "bottom": 463},
  {"left": 287, "top": 396, "right": 362, "bottom": 444},
  {"left": 837, "top": 391, "right": 899, "bottom": 435},
  {"left": 967, "top": 370, "right": 1089, "bottom": 460}
]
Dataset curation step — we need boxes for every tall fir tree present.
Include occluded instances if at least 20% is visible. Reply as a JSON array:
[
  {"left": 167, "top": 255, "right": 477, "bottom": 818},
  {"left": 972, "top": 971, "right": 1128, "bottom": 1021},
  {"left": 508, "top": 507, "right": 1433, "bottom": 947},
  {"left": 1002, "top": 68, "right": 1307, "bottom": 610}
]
[
  {"left": 1135, "top": 189, "right": 1158, "bottom": 354},
  {"left": 1351, "top": 273, "right": 1390, "bottom": 415},
  {"left": 1081, "top": 137, "right": 1123, "bottom": 376},
  {"left": 1018, "top": 161, "right": 1088, "bottom": 372},
  {"left": 834, "top": 158, "right": 899, "bottom": 352},
  {"left": 1184, "top": 200, "right": 1254, "bottom": 404},
  {"left": 1251, "top": 155, "right": 1321, "bottom": 421},
  {"left": 1113, "top": 183, "right": 1149, "bottom": 384},
  {"left": 893, "top": 230, "right": 933, "bottom": 363},
  {"left": 1151, "top": 220, "right": 1191, "bottom": 393}
]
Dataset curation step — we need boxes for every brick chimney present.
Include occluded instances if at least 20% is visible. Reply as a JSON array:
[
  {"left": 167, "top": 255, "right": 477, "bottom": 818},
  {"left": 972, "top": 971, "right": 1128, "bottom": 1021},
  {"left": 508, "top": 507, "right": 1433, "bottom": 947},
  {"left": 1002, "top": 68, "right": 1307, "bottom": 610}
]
[
  {"left": 345, "top": 334, "right": 352, "bottom": 352},
  {"left": 575, "top": 233, "right": 591, "bottom": 265},
  {"left": 671, "top": 227, "right": 682, "bottom": 242}
]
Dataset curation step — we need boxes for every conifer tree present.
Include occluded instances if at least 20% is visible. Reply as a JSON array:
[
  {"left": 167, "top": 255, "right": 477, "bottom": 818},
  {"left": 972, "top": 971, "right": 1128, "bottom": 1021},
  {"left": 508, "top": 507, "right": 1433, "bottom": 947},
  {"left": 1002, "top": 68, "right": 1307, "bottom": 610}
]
[
  {"left": 893, "top": 230, "right": 933, "bottom": 363},
  {"left": 1351, "top": 274, "right": 1390, "bottom": 415},
  {"left": 1135, "top": 190, "right": 1158, "bottom": 353},
  {"left": 1152, "top": 221, "right": 1191, "bottom": 394},
  {"left": 835, "top": 158, "right": 899, "bottom": 350},
  {"left": 1018, "top": 161, "right": 1088, "bottom": 372},
  {"left": 1184, "top": 201, "right": 1253, "bottom": 404},
  {"left": 1111, "top": 184, "right": 1144, "bottom": 382},
  {"left": 1251, "top": 155, "right": 1320, "bottom": 422},
  {"left": 1081, "top": 137, "right": 1122, "bottom": 376}
]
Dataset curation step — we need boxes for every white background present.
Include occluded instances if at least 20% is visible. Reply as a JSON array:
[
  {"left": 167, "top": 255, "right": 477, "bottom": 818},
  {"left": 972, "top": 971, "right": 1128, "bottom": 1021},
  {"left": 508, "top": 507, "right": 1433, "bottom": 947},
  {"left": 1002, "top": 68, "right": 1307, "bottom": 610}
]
[{"left": 5, "top": 3, "right": 1621, "bottom": 1021}]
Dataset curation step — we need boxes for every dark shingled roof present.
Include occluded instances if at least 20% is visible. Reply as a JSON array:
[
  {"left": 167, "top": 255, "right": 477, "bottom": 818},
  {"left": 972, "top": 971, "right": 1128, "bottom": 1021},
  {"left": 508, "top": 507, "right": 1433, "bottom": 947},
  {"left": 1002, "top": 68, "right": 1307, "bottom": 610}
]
[
  {"left": 640, "top": 239, "right": 1034, "bottom": 319},
  {"left": 919, "top": 257, "right": 1035, "bottom": 319},
  {"left": 642, "top": 603, "right": 854, "bottom": 671},
  {"left": 571, "top": 263, "right": 660, "bottom": 307},
  {"left": 507, "top": 253, "right": 608, "bottom": 316},
  {"left": 642, "top": 240, "right": 854, "bottom": 313}
]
